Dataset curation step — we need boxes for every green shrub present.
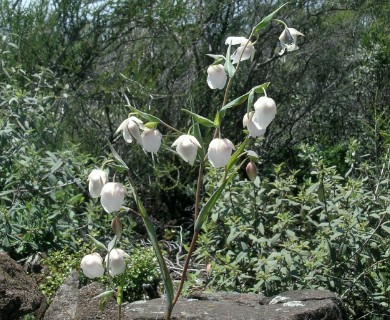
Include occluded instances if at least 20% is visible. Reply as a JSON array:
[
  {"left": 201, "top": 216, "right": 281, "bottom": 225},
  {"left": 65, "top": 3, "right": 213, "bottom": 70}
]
[{"left": 194, "top": 141, "right": 390, "bottom": 319}]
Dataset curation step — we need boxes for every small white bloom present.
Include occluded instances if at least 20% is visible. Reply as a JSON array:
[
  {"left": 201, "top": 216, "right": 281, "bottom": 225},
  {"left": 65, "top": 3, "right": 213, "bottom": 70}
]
[
  {"left": 115, "top": 116, "right": 144, "bottom": 143},
  {"left": 207, "top": 138, "right": 235, "bottom": 168},
  {"left": 231, "top": 42, "right": 255, "bottom": 64},
  {"left": 279, "top": 28, "right": 305, "bottom": 55},
  {"left": 100, "top": 182, "right": 126, "bottom": 213},
  {"left": 207, "top": 64, "right": 227, "bottom": 90},
  {"left": 225, "top": 36, "right": 248, "bottom": 45},
  {"left": 243, "top": 112, "right": 266, "bottom": 137},
  {"left": 81, "top": 253, "right": 104, "bottom": 279},
  {"left": 141, "top": 128, "right": 162, "bottom": 153},
  {"left": 252, "top": 96, "right": 277, "bottom": 130},
  {"left": 172, "top": 134, "right": 201, "bottom": 166},
  {"left": 105, "top": 249, "right": 128, "bottom": 276},
  {"left": 88, "top": 169, "right": 108, "bottom": 198}
]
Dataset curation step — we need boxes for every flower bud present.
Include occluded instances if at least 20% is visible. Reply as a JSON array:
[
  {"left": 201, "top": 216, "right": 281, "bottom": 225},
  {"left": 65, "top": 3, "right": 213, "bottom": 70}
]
[
  {"left": 207, "top": 138, "right": 235, "bottom": 168},
  {"left": 207, "top": 64, "right": 227, "bottom": 90},
  {"left": 243, "top": 112, "right": 266, "bottom": 138},
  {"left": 81, "top": 253, "right": 104, "bottom": 279},
  {"left": 111, "top": 217, "right": 123, "bottom": 236},
  {"left": 105, "top": 249, "right": 128, "bottom": 276},
  {"left": 115, "top": 116, "right": 144, "bottom": 143},
  {"left": 172, "top": 134, "right": 201, "bottom": 166},
  {"left": 100, "top": 182, "right": 126, "bottom": 213},
  {"left": 246, "top": 162, "right": 257, "bottom": 182},
  {"left": 88, "top": 169, "right": 108, "bottom": 198},
  {"left": 252, "top": 96, "right": 277, "bottom": 130},
  {"left": 141, "top": 128, "right": 162, "bottom": 153}
]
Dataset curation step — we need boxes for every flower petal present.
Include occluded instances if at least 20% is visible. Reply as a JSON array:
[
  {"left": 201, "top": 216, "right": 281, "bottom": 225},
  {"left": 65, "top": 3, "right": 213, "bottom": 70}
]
[
  {"left": 81, "top": 253, "right": 104, "bottom": 279},
  {"left": 88, "top": 169, "right": 108, "bottom": 198},
  {"left": 252, "top": 97, "right": 277, "bottom": 129},
  {"left": 207, "top": 64, "right": 227, "bottom": 90},
  {"left": 225, "top": 36, "right": 248, "bottom": 45},
  {"left": 243, "top": 112, "right": 266, "bottom": 137},
  {"left": 100, "top": 182, "right": 126, "bottom": 213},
  {"left": 141, "top": 128, "right": 162, "bottom": 153},
  {"left": 208, "top": 138, "right": 234, "bottom": 168}
]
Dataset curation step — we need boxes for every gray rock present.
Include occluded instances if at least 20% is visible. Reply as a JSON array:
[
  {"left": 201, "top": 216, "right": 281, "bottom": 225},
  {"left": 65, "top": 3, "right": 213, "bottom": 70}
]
[
  {"left": 46, "top": 273, "right": 347, "bottom": 320},
  {"left": 43, "top": 270, "right": 80, "bottom": 320},
  {"left": 0, "top": 252, "right": 46, "bottom": 320}
]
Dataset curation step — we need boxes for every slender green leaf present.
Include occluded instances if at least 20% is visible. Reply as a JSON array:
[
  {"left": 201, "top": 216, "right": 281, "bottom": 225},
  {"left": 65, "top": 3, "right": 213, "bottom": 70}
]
[
  {"left": 182, "top": 109, "right": 216, "bottom": 128},
  {"left": 252, "top": 3, "right": 289, "bottom": 37},
  {"left": 224, "top": 41, "right": 234, "bottom": 77},
  {"left": 247, "top": 90, "right": 254, "bottom": 114},
  {"left": 221, "top": 92, "right": 250, "bottom": 111},
  {"left": 87, "top": 234, "right": 108, "bottom": 251},
  {"left": 226, "top": 138, "right": 249, "bottom": 172},
  {"left": 130, "top": 107, "right": 163, "bottom": 123},
  {"left": 253, "top": 82, "right": 270, "bottom": 93},
  {"left": 106, "top": 138, "right": 129, "bottom": 169}
]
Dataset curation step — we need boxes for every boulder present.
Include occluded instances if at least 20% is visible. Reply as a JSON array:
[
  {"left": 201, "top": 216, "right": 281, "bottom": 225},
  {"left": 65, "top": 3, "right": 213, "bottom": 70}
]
[
  {"left": 0, "top": 252, "right": 46, "bottom": 320},
  {"left": 45, "top": 272, "right": 347, "bottom": 320}
]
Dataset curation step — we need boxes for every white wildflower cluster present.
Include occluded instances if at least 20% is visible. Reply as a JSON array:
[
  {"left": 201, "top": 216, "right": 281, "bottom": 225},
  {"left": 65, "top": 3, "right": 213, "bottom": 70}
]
[{"left": 80, "top": 248, "right": 129, "bottom": 279}]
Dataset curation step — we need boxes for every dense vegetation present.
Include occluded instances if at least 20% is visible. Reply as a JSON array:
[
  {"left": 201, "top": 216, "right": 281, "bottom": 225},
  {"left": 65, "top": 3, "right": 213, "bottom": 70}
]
[{"left": 0, "top": 0, "right": 389, "bottom": 318}]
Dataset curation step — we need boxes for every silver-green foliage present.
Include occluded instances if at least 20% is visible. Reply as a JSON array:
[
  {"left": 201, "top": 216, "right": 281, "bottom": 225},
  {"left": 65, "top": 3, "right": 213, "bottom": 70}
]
[{"left": 195, "top": 141, "right": 390, "bottom": 319}]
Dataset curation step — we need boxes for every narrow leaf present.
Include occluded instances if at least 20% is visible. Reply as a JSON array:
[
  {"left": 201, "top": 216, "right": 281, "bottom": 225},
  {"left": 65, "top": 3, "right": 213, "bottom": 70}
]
[
  {"left": 182, "top": 109, "right": 216, "bottom": 128},
  {"left": 130, "top": 107, "right": 162, "bottom": 123},
  {"left": 87, "top": 234, "right": 107, "bottom": 251},
  {"left": 224, "top": 41, "right": 235, "bottom": 78},
  {"left": 253, "top": 82, "right": 270, "bottom": 93},
  {"left": 252, "top": 3, "right": 289, "bottom": 37},
  {"left": 221, "top": 92, "right": 250, "bottom": 111},
  {"left": 106, "top": 138, "right": 129, "bottom": 169}
]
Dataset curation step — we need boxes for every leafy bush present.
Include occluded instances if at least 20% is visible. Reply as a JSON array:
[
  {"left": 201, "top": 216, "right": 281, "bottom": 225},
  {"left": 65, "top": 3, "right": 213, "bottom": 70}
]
[
  {"left": 40, "top": 244, "right": 160, "bottom": 303},
  {"left": 194, "top": 140, "right": 390, "bottom": 319}
]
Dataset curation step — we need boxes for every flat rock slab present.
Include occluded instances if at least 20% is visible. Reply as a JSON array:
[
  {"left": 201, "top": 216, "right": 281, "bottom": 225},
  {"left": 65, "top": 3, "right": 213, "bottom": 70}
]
[{"left": 45, "top": 273, "right": 347, "bottom": 320}]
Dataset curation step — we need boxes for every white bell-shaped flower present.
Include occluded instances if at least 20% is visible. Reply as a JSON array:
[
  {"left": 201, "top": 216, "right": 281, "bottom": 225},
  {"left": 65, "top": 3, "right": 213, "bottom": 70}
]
[
  {"left": 207, "top": 64, "right": 227, "bottom": 90},
  {"left": 141, "top": 128, "right": 162, "bottom": 153},
  {"left": 105, "top": 249, "right": 128, "bottom": 276},
  {"left": 225, "top": 37, "right": 255, "bottom": 64},
  {"left": 208, "top": 138, "right": 235, "bottom": 168},
  {"left": 88, "top": 169, "right": 108, "bottom": 198},
  {"left": 115, "top": 116, "right": 144, "bottom": 143},
  {"left": 100, "top": 182, "right": 126, "bottom": 213},
  {"left": 231, "top": 42, "right": 255, "bottom": 64},
  {"left": 252, "top": 96, "right": 277, "bottom": 130},
  {"left": 172, "top": 134, "right": 201, "bottom": 166},
  {"left": 243, "top": 112, "right": 266, "bottom": 138},
  {"left": 81, "top": 253, "right": 104, "bottom": 279},
  {"left": 279, "top": 28, "right": 305, "bottom": 55}
]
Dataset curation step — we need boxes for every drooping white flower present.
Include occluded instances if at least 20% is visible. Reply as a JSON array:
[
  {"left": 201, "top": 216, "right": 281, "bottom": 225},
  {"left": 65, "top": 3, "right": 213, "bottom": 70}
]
[
  {"left": 207, "top": 64, "right": 227, "bottom": 90},
  {"left": 278, "top": 28, "right": 305, "bottom": 55},
  {"left": 225, "top": 37, "right": 255, "bottom": 64},
  {"left": 141, "top": 128, "right": 162, "bottom": 153},
  {"left": 225, "top": 37, "right": 248, "bottom": 45},
  {"left": 115, "top": 116, "right": 144, "bottom": 143},
  {"left": 252, "top": 96, "right": 277, "bottom": 130},
  {"left": 231, "top": 42, "right": 255, "bottom": 64},
  {"left": 207, "top": 138, "right": 235, "bottom": 168},
  {"left": 105, "top": 249, "right": 128, "bottom": 276},
  {"left": 100, "top": 182, "right": 126, "bottom": 213},
  {"left": 172, "top": 134, "right": 201, "bottom": 166},
  {"left": 88, "top": 169, "right": 108, "bottom": 198},
  {"left": 243, "top": 112, "right": 266, "bottom": 138},
  {"left": 81, "top": 253, "right": 104, "bottom": 279}
]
